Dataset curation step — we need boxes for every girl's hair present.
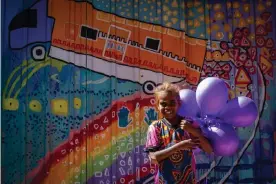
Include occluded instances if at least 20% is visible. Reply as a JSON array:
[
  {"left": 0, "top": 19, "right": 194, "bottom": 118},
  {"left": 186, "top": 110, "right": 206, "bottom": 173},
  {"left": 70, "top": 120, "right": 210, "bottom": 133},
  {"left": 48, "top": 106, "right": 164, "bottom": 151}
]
[{"left": 154, "top": 82, "right": 180, "bottom": 100}]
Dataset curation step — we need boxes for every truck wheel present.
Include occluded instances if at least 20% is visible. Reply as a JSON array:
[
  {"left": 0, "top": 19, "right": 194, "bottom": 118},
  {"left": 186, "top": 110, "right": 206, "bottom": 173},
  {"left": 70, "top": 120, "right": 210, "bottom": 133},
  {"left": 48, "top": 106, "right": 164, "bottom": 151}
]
[
  {"left": 142, "top": 81, "right": 156, "bottom": 95},
  {"left": 31, "top": 45, "right": 46, "bottom": 61}
]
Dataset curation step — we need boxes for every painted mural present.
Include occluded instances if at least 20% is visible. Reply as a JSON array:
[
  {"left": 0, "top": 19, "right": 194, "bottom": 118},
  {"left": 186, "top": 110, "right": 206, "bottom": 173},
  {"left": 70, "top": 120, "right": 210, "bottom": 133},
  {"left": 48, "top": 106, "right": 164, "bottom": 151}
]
[{"left": 1, "top": 0, "right": 276, "bottom": 184}]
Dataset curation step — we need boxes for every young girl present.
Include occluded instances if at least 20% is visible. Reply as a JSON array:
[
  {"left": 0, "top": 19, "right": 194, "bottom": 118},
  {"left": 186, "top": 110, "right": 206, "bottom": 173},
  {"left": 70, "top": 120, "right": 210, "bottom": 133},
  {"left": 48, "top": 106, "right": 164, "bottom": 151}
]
[{"left": 145, "top": 82, "right": 213, "bottom": 184}]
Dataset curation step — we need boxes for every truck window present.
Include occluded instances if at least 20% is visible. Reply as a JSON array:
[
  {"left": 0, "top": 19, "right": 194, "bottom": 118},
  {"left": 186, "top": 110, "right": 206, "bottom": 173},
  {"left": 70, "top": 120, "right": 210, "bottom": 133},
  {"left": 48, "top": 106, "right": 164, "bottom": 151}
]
[
  {"left": 80, "top": 26, "right": 98, "bottom": 40},
  {"left": 9, "top": 9, "right": 37, "bottom": 31},
  {"left": 145, "top": 37, "right": 160, "bottom": 52}
]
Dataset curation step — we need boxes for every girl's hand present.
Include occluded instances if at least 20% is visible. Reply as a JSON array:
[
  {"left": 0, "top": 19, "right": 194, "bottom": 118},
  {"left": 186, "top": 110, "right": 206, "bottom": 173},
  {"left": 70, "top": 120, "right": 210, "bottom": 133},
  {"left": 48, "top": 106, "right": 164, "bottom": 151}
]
[
  {"left": 177, "top": 138, "right": 200, "bottom": 150},
  {"left": 180, "top": 120, "right": 202, "bottom": 136}
]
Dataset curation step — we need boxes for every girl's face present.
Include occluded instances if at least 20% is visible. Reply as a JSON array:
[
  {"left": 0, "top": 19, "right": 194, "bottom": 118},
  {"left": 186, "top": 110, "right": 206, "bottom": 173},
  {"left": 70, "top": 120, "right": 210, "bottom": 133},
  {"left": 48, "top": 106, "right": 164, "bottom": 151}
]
[{"left": 157, "top": 91, "right": 180, "bottom": 121}]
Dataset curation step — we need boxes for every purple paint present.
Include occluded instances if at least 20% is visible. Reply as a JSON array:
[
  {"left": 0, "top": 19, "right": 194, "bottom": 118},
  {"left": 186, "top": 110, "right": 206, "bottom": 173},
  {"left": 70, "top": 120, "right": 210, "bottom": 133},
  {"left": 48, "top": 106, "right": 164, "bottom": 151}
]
[
  {"left": 87, "top": 145, "right": 150, "bottom": 184},
  {"left": 9, "top": 0, "right": 54, "bottom": 49}
]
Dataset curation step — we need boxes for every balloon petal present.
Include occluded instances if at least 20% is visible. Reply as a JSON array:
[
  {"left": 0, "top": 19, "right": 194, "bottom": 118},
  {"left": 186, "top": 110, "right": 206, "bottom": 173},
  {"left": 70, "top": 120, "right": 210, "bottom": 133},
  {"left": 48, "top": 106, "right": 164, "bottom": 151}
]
[
  {"left": 219, "top": 96, "right": 258, "bottom": 127},
  {"left": 177, "top": 89, "right": 200, "bottom": 118},
  {"left": 196, "top": 77, "right": 229, "bottom": 116},
  {"left": 203, "top": 122, "right": 239, "bottom": 156}
]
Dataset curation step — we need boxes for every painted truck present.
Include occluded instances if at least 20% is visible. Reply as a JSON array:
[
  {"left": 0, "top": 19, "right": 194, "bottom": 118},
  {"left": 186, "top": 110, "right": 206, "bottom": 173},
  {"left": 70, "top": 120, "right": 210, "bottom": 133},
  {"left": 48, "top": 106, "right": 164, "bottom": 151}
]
[
  {"left": 9, "top": 0, "right": 207, "bottom": 94},
  {"left": 8, "top": 0, "right": 54, "bottom": 61},
  {"left": 48, "top": 0, "right": 207, "bottom": 93}
]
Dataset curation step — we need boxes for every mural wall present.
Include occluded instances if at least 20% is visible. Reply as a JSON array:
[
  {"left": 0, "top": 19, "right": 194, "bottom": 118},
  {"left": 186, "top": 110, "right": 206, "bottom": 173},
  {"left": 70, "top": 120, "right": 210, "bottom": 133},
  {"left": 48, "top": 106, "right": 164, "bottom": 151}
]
[{"left": 1, "top": 0, "right": 276, "bottom": 183}]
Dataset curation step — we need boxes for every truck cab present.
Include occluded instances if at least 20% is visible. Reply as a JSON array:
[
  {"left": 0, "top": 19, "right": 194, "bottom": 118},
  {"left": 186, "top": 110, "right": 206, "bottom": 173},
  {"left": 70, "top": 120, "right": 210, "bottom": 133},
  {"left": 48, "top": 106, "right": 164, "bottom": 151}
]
[{"left": 9, "top": 0, "right": 54, "bottom": 61}]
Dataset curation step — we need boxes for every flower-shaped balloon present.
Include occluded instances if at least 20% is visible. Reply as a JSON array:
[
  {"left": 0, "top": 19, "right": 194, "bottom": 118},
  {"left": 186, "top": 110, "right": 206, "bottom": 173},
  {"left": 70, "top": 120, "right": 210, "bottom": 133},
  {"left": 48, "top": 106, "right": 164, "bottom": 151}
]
[{"left": 178, "top": 77, "right": 258, "bottom": 156}]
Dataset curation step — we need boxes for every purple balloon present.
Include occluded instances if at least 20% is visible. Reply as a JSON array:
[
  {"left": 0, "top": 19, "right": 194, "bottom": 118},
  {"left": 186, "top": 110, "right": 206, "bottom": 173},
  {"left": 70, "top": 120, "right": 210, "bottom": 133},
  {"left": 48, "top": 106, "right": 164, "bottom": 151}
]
[
  {"left": 203, "top": 122, "right": 239, "bottom": 156},
  {"left": 177, "top": 89, "right": 200, "bottom": 118},
  {"left": 219, "top": 96, "right": 258, "bottom": 127},
  {"left": 196, "top": 77, "right": 228, "bottom": 116}
]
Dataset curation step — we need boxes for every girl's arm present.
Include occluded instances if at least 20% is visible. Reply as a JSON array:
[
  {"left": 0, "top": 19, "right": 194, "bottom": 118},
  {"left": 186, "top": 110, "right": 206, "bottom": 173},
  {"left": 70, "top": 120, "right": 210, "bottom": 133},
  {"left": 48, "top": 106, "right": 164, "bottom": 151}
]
[
  {"left": 196, "top": 134, "right": 213, "bottom": 154},
  {"left": 148, "top": 138, "right": 200, "bottom": 164},
  {"left": 180, "top": 120, "right": 213, "bottom": 154}
]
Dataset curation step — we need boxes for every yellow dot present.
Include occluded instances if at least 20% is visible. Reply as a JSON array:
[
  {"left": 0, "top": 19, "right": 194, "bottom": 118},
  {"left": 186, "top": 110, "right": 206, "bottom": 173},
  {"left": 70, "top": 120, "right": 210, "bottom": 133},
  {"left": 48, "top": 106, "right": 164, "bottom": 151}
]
[
  {"left": 180, "top": 2, "right": 185, "bottom": 8},
  {"left": 166, "top": 22, "right": 172, "bottom": 27},
  {"left": 211, "top": 42, "right": 218, "bottom": 49},
  {"left": 3, "top": 98, "right": 19, "bottom": 111},
  {"left": 228, "top": 32, "right": 233, "bottom": 39},
  {"left": 194, "top": 19, "right": 201, "bottom": 28},
  {"left": 256, "top": 17, "right": 265, "bottom": 25},
  {"left": 163, "top": 5, "right": 169, "bottom": 11},
  {"left": 249, "top": 34, "right": 255, "bottom": 41},
  {"left": 234, "top": 10, "right": 242, "bottom": 18},
  {"left": 243, "top": 4, "right": 250, "bottom": 12},
  {"left": 215, "top": 12, "right": 225, "bottom": 20},
  {"left": 207, "top": 27, "right": 211, "bottom": 34},
  {"left": 212, "top": 50, "right": 222, "bottom": 61},
  {"left": 216, "top": 32, "right": 224, "bottom": 40},
  {"left": 188, "top": 20, "right": 193, "bottom": 26},
  {"left": 29, "top": 100, "right": 42, "bottom": 112},
  {"left": 224, "top": 24, "right": 231, "bottom": 32},
  {"left": 199, "top": 15, "right": 204, "bottom": 21},
  {"left": 222, "top": 52, "right": 230, "bottom": 61},
  {"left": 205, "top": 17, "right": 210, "bottom": 24},
  {"left": 74, "top": 97, "right": 82, "bottom": 109},
  {"left": 51, "top": 99, "right": 68, "bottom": 116},
  {"left": 233, "top": 2, "right": 240, "bottom": 8},
  {"left": 172, "top": 0, "right": 178, "bottom": 8},
  {"left": 212, "top": 24, "right": 220, "bottom": 31},
  {"left": 266, "top": 0, "right": 272, "bottom": 7},
  {"left": 144, "top": 8, "right": 148, "bottom": 11},
  {"left": 213, "top": 3, "right": 222, "bottom": 11},
  {"left": 187, "top": 2, "right": 193, "bottom": 8},
  {"left": 172, "top": 10, "right": 178, "bottom": 16},
  {"left": 233, "top": 19, "right": 238, "bottom": 26},
  {"left": 163, "top": 15, "right": 168, "bottom": 21},
  {"left": 197, "top": 7, "right": 204, "bottom": 13},
  {"left": 206, "top": 4, "right": 212, "bottom": 9},
  {"left": 194, "top": 1, "right": 202, "bottom": 7},
  {"left": 171, "top": 18, "right": 178, "bottom": 24},
  {"left": 239, "top": 18, "right": 247, "bottom": 27},
  {"left": 227, "top": 2, "right": 232, "bottom": 9},
  {"left": 189, "top": 29, "right": 196, "bottom": 35},
  {"left": 247, "top": 16, "right": 254, "bottom": 24},
  {"left": 257, "top": 4, "right": 265, "bottom": 12},
  {"left": 188, "top": 10, "right": 194, "bottom": 17}
]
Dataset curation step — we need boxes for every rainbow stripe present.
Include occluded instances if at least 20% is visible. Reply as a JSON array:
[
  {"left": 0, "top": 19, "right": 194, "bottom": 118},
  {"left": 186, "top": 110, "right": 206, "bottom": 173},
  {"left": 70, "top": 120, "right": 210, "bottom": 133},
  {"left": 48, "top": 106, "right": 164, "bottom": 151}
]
[{"left": 26, "top": 92, "right": 158, "bottom": 183}]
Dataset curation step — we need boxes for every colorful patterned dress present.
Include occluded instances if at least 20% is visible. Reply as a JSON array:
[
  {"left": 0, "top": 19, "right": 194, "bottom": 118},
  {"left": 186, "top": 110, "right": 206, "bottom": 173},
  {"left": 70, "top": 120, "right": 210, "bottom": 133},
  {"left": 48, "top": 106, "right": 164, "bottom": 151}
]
[{"left": 144, "top": 118, "right": 196, "bottom": 184}]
